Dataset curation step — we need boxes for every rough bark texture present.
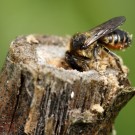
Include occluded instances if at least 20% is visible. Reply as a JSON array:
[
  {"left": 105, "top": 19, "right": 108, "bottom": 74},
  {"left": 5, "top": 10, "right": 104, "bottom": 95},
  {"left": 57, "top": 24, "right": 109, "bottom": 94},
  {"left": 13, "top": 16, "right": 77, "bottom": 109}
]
[{"left": 0, "top": 35, "right": 134, "bottom": 135}]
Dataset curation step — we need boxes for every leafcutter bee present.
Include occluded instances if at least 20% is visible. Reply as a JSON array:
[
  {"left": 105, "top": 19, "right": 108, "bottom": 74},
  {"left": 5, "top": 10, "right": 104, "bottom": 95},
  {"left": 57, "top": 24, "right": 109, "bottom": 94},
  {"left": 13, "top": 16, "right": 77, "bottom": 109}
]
[{"left": 65, "top": 16, "right": 132, "bottom": 72}]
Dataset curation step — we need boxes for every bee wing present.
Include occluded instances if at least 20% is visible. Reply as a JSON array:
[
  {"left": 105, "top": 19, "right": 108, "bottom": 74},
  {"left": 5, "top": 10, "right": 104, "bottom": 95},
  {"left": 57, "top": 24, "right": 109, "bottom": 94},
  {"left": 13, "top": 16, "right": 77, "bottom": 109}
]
[{"left": 83, "top": 16, "right": 126, "bottom": 49}]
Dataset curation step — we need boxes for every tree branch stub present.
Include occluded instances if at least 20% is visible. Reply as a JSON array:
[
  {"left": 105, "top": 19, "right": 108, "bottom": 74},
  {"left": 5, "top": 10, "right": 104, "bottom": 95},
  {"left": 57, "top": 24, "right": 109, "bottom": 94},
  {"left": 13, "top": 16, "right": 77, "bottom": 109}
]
[{"left": 0, "top": 35, "right": 134, "bottom": 135}]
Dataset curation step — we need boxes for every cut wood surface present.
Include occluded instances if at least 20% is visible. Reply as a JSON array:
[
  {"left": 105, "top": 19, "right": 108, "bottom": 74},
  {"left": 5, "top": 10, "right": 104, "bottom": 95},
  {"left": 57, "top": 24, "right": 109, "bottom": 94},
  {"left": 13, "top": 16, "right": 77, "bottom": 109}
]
[{"left": 0, "top": 35, "right": 134, "bottom": 135}]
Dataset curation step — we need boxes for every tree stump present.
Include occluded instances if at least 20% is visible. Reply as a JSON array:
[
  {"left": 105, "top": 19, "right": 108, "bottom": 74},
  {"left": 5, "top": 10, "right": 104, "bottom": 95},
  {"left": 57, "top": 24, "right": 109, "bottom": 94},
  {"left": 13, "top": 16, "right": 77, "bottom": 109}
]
[{"left": 0, "top": 35, "right": 134, "bottom": 135}]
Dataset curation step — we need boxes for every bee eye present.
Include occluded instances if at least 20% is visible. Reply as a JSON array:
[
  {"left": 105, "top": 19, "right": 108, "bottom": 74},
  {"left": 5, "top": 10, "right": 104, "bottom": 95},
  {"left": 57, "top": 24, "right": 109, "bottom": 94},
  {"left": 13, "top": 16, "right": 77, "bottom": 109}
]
[{"left": 71, "top": 34, "right": 86, "bottom": 50}]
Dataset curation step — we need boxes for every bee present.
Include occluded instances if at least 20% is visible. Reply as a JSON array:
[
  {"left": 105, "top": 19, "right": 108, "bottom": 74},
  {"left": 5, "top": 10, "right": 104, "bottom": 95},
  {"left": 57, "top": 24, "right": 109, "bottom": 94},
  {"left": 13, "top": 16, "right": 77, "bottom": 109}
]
[{"left": 65, "top": 16, "right": 132, "bottom": 72}]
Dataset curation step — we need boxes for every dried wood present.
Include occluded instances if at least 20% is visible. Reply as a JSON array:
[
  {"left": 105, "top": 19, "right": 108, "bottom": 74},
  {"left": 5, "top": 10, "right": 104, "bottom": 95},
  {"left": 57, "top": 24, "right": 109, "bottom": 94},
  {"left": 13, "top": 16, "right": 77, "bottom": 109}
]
[{"left": 0, "top": 35, "right": 134, "bottom": 135}]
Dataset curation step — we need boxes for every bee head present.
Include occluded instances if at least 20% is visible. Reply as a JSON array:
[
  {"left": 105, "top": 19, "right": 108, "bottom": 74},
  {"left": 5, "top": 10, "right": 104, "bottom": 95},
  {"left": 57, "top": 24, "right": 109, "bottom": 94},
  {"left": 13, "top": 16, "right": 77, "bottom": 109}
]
[{"left": 70, "top": 33, "right": 86, "bottom": 51}]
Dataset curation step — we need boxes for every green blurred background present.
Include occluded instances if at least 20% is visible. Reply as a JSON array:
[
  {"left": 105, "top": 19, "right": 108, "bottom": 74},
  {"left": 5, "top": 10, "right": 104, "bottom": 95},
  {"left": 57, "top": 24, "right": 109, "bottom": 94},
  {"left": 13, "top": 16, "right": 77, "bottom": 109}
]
[{"left": 0, "top": 0, "right": 135, "bottom": 134}]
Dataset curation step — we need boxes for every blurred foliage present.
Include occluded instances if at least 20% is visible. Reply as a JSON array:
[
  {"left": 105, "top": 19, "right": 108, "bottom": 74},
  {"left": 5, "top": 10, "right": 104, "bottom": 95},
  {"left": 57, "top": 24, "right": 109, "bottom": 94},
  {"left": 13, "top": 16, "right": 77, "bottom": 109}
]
[{"left": 0, "top": 0, "right": 135, "bottom": 134}]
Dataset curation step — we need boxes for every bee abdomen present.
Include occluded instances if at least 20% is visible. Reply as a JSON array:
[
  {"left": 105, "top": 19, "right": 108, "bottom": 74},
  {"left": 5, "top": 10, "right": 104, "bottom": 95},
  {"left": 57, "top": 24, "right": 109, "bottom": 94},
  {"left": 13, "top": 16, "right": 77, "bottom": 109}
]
[{"left": 99, "top": 29, "right": 132, "bottom": 49}]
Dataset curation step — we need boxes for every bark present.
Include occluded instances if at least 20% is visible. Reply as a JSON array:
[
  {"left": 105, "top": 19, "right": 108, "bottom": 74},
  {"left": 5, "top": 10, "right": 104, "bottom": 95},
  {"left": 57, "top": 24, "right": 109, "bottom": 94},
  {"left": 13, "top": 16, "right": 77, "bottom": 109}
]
[{"left": 0, "top": 35, "right": 134, "bottom": 135}]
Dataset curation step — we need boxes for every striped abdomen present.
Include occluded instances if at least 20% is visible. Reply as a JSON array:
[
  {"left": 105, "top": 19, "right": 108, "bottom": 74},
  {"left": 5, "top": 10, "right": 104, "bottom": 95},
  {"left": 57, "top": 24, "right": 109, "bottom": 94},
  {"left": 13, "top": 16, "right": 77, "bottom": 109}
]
[{"left": 99, "top": 29, "right": 132, "bottom": 50}]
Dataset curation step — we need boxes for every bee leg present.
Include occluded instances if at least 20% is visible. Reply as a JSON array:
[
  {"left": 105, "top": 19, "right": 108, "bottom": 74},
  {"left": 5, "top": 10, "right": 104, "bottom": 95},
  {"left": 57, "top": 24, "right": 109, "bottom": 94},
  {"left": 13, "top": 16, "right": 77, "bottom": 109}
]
[
  {"left": 103, "top": 46, "right": 124, "bottom": 73},
  {"left": 93, "top": 44, "right": 100, "bottom": 70},
  {"left": 65, "top": 51, "right": 89, "bottom": 71}
]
